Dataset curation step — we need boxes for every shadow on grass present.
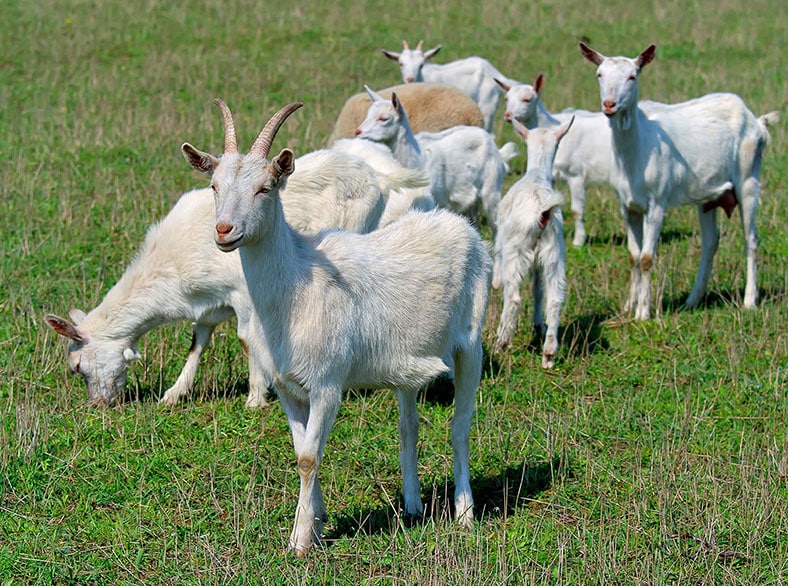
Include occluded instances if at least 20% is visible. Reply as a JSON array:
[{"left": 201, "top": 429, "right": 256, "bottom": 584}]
[
  {"left": 661, "top": 283, "right": 785, "bottom": 315},
  {"left": 327, "top": 456, "right": 570, "bottom": 542},
  {"left": 121, "top": 378, "right": 253, "bottom": 406},
  {"left": 584, "top": 226, "right": 690, "bottom": 249}
]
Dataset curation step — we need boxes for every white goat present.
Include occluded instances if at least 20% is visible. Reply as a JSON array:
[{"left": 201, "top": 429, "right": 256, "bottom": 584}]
[
  {"left": 181, "top": 99, "right": 491, "bottom": 555},
  {"left": 356, "top": 86, "right": 517, "bottom": 235},
  {"left": 382, "top": 40, "right": 511, "bottom": 133},
  {"left": 45, "top": 148, "right": 425, "bottom": 407},
  {"left": 580, "top": 43, "right": 774, "bottom": 320},
  {"left": 332, "top": 137, "right": 435, "bottom": 226},
  {"left": 328, "top": 83, "right": 484, "bottom": 144},
  {"left": 493, "top": 118, "right": 572, "bottom": 367}
]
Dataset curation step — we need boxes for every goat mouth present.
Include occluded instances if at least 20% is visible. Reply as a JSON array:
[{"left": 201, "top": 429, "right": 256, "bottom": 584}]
[{"left": 215, "top": 235, "right": 243, "bottom": 251}]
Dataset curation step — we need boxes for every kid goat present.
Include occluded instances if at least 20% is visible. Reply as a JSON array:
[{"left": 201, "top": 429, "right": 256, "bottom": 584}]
[
  {"left": 493, "top": 117, "right": 572, "bottom": 367},
  {"left": 181, "top": 99, "right": 492, "bottom": 554},
  {"left": 579, "top": 43, "right": 773, "bottom": 320}
]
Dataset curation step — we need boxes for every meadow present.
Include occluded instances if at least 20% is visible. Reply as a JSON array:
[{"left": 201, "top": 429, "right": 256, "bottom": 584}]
[{"left": 0, "top": 0, "right": 786, "bottom": 583}]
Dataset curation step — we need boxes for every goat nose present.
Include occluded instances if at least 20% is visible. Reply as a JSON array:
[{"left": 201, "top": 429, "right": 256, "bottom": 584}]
[
  {"left": 406, "top": 76, "right": 414, "bottom": 83},
  {"left": 354, "top": 128, "right": 361, "bottom": 136},
  {"left": 216, "top": 222, "right": 233, "bottom": 236},
  {"left": 603, "top": 99, "right": 617, "bottom": 112},
  {"left": 504, "top": 112, "right": 511, "bottom": 121}
]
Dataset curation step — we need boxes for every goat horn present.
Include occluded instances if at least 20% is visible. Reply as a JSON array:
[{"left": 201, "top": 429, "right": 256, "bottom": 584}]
[
  {"left": 213, "top": 98, "right": 238, "bottom": 154},
  {"left": 249, "top": 102, "right": 304, "bottom": 158},
  {"left": 402, "top": 40, "right": 409, "bottom": 50},
  {"left": 416, "top": 40, "right": 423, "bottom": 50}
]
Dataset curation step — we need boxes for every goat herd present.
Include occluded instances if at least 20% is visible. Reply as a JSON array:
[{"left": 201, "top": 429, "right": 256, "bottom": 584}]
[{"left": 45, "top": 41, "right": 779, "bottom": 554}]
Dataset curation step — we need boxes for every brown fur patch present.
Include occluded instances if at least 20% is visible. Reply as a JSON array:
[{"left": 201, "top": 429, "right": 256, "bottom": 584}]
[{"left": 640, "top": 253, "right": 653, "bottom": 272}]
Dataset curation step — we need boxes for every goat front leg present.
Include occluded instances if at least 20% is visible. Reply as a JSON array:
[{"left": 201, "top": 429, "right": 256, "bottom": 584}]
[
  {"left": 623, "top": 208, "right": 645, "bottom": 317},
  {"left": 636, "top": 203, "right": 666, "bottom": 320},
  {"left": 283, "top": 387, "right": 341, "bottom": 556},
  {"left": 396, "top": 389, "right": 423, "bottom": 519},
  {"left": 685, "top": 205, "right": 719, "bottom": 309},
  {"left": 159, "top": 323, "right": 214, "bottom": 406}
]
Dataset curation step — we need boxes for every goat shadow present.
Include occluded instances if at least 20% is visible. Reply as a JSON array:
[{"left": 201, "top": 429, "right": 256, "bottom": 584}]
[{"left": 326, "top": 456, "right": 570, "bottom": 543}]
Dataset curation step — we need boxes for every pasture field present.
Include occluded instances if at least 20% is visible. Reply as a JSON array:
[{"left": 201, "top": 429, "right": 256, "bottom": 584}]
[{"left": 0, "top": 0, "right": 785, "bottom": 583}]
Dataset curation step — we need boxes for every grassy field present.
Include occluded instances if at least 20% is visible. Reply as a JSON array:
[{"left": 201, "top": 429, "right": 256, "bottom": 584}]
[{"left": 1, "top": 0, "right": 786, "bottom": 583}]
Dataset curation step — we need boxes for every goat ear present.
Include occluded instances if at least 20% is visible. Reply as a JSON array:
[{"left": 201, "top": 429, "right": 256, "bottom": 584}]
[
  {"left": 391, "top": 92, "right": 403, "bottom": 115},
  {"left": 534, "top": 73, "right": 545, "bottom": 94},
  {"left": 44, "top": 314, "right": 86, "bottom": 343},
  {"left": 364, "top": 85, "right": 385, "bottom": 103},
  {"left": 579, "top": 42, "right": 604, "bottom": 65},
  {"left": 69, "top": 308, "right": 87, "bottom": 325},
  {"left": 493, "top": 78, "right": 511, "bottom": 92},
  {"left": 555, "top": 116, "right": 574, "bottom": 142},
  {"left": 272, "top": 148, "right": 295, "bottom": 179},
  {"left": 424, "top": 45, "right": 441, "bottom": 60},
  {"left": 381, "top": 49, "right": 400, "bottom": 61},
  {"left": 181, "top": 143, "right": 220, "bottom": 175},
  {"left": 123, "top": 347, "right": 141, "bottom": 362},
  {"left": 636, "top": 45, "right": 656, "bottom": 70},
  {"left": 511, "top": 118, "right": 529, "bottom": 140}
]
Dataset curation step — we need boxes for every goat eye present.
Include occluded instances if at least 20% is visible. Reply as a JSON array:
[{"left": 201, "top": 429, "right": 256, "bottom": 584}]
[
  {"left": 522, "top": 98, "right": 530, "bottom": 103},
  {"left": 628, "top": 74, "right": 636, "bottom": 81},
  {"left": 256, "top": 186, "right": 271, "bottom": 196}
]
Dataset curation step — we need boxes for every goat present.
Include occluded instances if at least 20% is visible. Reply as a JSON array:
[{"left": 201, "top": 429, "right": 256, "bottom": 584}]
[
  {"left": 493, "top": 117, "right": 572, "bottom": 367},
  {"left": 46, "top": 147, "right": 425, "bottom": 406},
  {"left": 382, "top": 40, "right": 511, "bottom": 133},
  {"left": 328, "top": 82, "right": 484, "bottom": 144},
  {"left": 355, "top": 86, "right": 517, "bottom": 236},
  {"left": 181, "top": 99, "right": 491, "bottom": 554},
  {"left": 579, "top": 42, "right": 775, "bottom": 320}
]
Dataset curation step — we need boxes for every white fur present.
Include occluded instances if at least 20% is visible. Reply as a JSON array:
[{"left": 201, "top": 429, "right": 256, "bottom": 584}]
[
  {"left": 356, "top": 86, "right": 517, "bottom": 236},
  {"left": 46, "top": 147, "right": 420, "bottom": 406},
  {"left": 182, "top": 100, "right": 491, "bottom": 555},
  {"left": 493, "top": 118, "right": 571, "bottom": 367},
  {"left": 580, "top": 43, "right": 774, "bottom": 320},
  {"left": 331, "top": 137, "right": 435, "bottom": 227},
  {"left": 382, "top": 40, "right": 512, "bottom": 133}
]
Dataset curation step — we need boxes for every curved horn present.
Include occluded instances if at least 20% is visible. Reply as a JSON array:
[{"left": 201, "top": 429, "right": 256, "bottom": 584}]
[
  {"left": 249, "top": 102, "right": 304, "bottom": 158},
  {"left": 213, "top": 98, "right": 238, "bottom": 154}
]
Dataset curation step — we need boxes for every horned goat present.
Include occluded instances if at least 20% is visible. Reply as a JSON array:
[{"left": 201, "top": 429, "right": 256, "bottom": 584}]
[
  {"left": 328, "top": 82, "right": 484, "bottom": 144},
  {"left": 355, "top": 86, "right": 517, "bottom": 235},
  {"left": 382, "top": 40, "right": 512, "bottom": 133},
  {"left": 181, "top": 99, "right": 491, "bottom": 555},
  {"left": 493, "top": 117, "right": 572, "bottom": 367},
  {"left": 46, "top": 147, "right": 426, "bottom": 406},
  {"left": 580, "top": 43, "right": 776, "bottom": 320}
]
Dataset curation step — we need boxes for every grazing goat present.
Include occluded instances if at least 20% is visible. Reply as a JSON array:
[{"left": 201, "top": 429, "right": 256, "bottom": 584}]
[
  {"left": 181, "top": 99, "right": 491, "bottom": 554},
  {"left": 579, "top": 42, "right": 774, "bottom": 320},
  {"left": 493, "top": 118, "right": 572, "bottom": 367},
  {"left": 46, "top": 148, "right": 425, "bottom": 406},
  {"left": 382, "top": 40, "right": 510, "bottom": 133},
  {"left": 356, "top": 86, "right": 517, "bottom": 235},
  {"left": 328, "top": 83, "right": 484, "bottom": 144}
]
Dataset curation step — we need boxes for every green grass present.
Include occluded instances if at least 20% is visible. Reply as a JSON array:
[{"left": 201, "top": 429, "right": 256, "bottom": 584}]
[{"left": 1, "top": 0, "right": 786, "bottom": 583}]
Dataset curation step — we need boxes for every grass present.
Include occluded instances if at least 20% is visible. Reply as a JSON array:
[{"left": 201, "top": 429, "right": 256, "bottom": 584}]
[{"left": 1, "top": 0, "right": 786, "bottom": 583}]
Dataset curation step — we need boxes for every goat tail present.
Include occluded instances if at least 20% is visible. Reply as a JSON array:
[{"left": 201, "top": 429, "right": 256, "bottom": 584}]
[
  {"left": 378, "top": 168, "right": 430, "bottom": 193},
  {"left": 757, "top": 111, "right": 780, "bottom": 145}
]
